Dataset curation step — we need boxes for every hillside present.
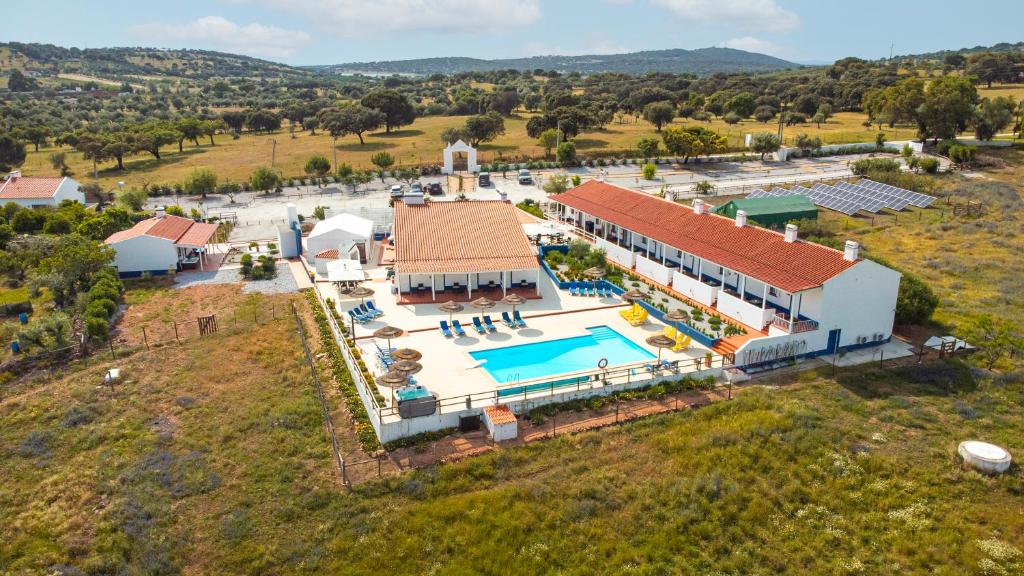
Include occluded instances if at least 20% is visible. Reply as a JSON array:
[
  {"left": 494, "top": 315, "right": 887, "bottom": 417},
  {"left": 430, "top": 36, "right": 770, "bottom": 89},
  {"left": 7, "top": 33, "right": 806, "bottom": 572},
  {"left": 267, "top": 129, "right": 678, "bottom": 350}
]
[
  {"left": 316, "top": 47, "right": 800, "bottom": 76},
  {"left": 892, "top": 40, "right": 1024, "bottom": 61},
  {"left": 0, "top": 42, "right": 311, "bottom": 81}
]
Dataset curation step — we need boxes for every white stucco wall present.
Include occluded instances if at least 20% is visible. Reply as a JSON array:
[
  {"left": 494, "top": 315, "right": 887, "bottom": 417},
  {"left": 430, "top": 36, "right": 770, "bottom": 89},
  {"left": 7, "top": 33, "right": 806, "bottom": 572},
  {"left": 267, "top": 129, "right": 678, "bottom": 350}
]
[
  {"left": 636, "top": 255, "right": 672, "bottom": 285},
  {"left": 53, "top": 178, "right": 85, "bottom": 204},
  {"left": 818, "top": 259, "right": 901, "bottom": 348},
  {"left": 109, "top": 235, "right": 178, "bottom": 273},
  {"left": 596, "top": 237, "right": 635, "bottom": 268}
]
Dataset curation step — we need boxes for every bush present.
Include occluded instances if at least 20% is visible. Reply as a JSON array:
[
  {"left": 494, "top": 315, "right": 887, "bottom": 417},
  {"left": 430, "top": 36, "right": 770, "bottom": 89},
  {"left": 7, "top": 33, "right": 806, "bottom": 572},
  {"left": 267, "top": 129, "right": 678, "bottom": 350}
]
[
  {"left": 917, "top": 157, "right": 939, "bottom": 173},
  {"left": 894, "top": 271, "right": 939, "bottom": 325},
  {"left": 86, "top": 298, "right": 117, "bottom": 319},
  {"left": 642, "top": 163, "right": 657, "bottom": 180},
  {"left": 85, "top": 316, "right": 110, "bottom": 341},
  {"left": 852, "top": 158, "right": 900, "bottom": 175}
]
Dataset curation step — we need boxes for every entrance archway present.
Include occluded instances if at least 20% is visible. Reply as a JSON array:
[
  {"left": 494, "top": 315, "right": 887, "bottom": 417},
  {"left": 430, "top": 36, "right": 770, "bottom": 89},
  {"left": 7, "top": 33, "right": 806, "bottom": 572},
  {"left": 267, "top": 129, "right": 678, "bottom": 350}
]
[{"left": 442, "top": 139, "right": 479, "bottom": 174}]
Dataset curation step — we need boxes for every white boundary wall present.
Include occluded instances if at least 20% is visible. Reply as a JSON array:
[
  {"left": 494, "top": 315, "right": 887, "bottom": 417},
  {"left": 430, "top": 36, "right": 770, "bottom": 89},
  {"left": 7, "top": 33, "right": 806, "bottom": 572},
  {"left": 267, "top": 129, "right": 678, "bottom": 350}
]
[
  {"left": 596, "top": 237, "right": 635, "bottom": 268},
  {"left": 636, "top": 254, "right": 672, "bottom": 286},
  {"left": 672, "top": 271, "right": 717, "bottom": 306}
]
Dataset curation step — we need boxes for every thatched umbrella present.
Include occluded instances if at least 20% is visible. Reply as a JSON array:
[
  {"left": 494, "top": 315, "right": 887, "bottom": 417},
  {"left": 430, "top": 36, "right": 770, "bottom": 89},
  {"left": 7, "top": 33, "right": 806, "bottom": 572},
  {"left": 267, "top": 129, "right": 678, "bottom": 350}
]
[
  {"left": 391, "top": 359, "right": 423, "bottom": 375},
  {"left": 583, "top": 266, "right": 605, "bottom": 279},
  {"left": 372, "top": 325, "right": 403, "bottom": 352},
  {"left": 378, "top": 370, "right": 410, "bottom": 388},
  {"left": 349, "top": 285, "right": 374, "bottom": 304},
  {"left": 501, "top": 293, "right": 526, "bottom": 317},
  {"left": 470, "top": 296, "right": 495, "bottom": 321},
  {"left": 621, "top": 288, "right": 649, "bottom": 302},
  {"left": 663, "top": 309, "right": 690, "bottom": 338},
  {"left": 437, "top": 300, "right": 464, "bottom": 325},
  {"left": 646, "top": 334, "right": 676, "bottom": 364},
  {"left": 391, "top": 348, "right": 422, "bottom": 362}
]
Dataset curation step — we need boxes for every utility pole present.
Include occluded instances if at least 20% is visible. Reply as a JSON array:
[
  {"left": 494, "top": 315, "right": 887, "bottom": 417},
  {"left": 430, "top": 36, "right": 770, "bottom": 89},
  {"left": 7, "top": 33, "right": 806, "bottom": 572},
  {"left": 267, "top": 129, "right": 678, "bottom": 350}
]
[
  {"left": 270, "top": 139, "right": 277, "bottom": 168},
  {"left": 332, "top": 137, "right": 338, "bottom": 169}
]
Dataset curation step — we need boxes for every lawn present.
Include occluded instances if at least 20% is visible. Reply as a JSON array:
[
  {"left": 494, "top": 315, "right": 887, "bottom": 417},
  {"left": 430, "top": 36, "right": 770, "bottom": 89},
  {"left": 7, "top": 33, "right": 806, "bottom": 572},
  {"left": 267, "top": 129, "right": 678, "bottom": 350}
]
[{"left": 20, "top": 109, "right": 917, "bottom": 191}]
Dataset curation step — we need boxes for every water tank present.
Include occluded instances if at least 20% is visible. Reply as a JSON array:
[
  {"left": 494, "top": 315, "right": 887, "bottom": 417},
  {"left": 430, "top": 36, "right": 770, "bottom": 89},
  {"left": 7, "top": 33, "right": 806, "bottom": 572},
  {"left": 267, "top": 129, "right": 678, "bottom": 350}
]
[{"left": 958, "top": 441, "right": 1012, "bottom": 474}]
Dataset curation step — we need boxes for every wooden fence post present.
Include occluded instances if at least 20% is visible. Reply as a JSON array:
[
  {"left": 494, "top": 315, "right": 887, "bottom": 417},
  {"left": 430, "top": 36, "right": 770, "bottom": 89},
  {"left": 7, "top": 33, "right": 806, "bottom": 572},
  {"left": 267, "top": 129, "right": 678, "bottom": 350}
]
[
  {"left": 142, "top": 327, "right": 149, "bottom": 351},
  {"left": 173, "top": 321, "right": 180, "bottom": 343}
]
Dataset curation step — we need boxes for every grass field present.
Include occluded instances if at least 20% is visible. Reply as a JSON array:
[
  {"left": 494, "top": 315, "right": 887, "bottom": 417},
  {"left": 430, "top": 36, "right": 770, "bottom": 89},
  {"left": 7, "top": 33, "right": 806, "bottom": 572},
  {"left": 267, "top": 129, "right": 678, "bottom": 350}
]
[{"left": 20, "top": 109, "right": 919, "bottom": 191}]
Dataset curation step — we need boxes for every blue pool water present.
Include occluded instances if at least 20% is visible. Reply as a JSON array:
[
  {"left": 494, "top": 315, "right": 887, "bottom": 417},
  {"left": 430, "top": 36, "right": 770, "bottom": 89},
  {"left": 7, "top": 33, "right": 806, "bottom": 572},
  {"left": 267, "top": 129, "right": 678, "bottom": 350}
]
[{"left": 470, "top": 326, "right": 655, "bottom": 385}]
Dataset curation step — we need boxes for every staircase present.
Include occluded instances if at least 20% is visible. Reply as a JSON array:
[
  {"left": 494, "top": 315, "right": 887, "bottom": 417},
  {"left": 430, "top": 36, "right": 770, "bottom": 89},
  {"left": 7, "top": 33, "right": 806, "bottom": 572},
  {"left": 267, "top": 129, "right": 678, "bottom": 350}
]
[{"left": 588, "top": 326, "right": 620, "bottom": 341}]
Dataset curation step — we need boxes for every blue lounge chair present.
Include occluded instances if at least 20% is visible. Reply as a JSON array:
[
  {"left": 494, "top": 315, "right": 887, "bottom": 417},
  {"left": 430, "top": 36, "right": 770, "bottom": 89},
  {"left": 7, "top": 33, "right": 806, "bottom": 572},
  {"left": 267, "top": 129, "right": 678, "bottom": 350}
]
[
  {"left": 365, "top": 300, "right": 384, "bottom": 317},
  {"left": 347, "top": 309, "right": 368, "bottom": 324},
  {"left": 501, "top": 311, "right": 516, "bottom": 328},
  {"left": 588, "top": 283, "right": 597, "bottom": 297},
  {"left": 482, "top": 315, "right": 498, "bottom": 332},
  {"left": 359, "top": 303, "right": 381, "bottom": 318},
  {"left": 471, "top": 316, "right": 487, "bottom": 334},
  {"left": 569, "top": 282, "right": 579, "bottom": 296},
  {"left": 452, "top": 320, "right": 468, "bottom": 337},
  {"left": 439, "top": 320, "right": 453, "bottom": 337},
  {"left": 513, "top": 310, "right": 527, "bottom": 328}
]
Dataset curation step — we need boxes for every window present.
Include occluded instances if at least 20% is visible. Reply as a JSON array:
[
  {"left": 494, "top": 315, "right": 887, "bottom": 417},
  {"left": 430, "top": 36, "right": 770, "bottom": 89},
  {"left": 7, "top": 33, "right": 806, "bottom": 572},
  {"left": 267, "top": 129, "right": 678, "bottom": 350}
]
[
  {"left": 676, "top": 250, "right": 682, "bottom": 258},
  {"left": 640, "top": 237, "right": 647, "bottom": 245},
  {"left": 768, "top": 287, "right": 780, "bottom": 298}
]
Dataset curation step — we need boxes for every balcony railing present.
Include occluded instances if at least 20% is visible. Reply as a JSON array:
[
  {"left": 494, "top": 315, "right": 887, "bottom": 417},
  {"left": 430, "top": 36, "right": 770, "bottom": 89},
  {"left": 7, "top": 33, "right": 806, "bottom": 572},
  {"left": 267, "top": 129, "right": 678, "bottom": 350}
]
[{"left": 771, "top": 312, "right": 819, "bottom": 334}]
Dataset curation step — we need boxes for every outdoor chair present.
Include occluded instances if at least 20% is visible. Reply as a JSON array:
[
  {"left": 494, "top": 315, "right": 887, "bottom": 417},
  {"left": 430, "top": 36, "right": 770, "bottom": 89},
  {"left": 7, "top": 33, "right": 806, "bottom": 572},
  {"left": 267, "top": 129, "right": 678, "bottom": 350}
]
[
  {"left": 471, "top": 317, "right": 487, "bottom": 335},
  {"left": 501, "top": 311, "right": 517, "bottom": 328},
  {"left": 513, "top": 310, "right": 527, "bottom": 328},
  {"left": 365, "top": 301, "right": 383, "bottom": 316},
  {"left": 452, "top": 320, "right": 468, "bottom": 337},
  {"left": 482, "top": 315, "right": 498, "bottom": 333},
  {"left": 439, "top": 320, "right": 453, "bottom": 338},
  {"left": 569, "top": 282, "right": 579, "bottom": 296},
  {"left": 348, "top": 309, "right": 369, "bottom": 324}
]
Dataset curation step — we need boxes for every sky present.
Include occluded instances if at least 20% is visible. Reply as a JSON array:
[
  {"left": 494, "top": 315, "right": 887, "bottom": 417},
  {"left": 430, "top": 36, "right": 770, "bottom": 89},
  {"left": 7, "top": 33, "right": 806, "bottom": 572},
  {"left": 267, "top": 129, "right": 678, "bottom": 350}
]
[{"left": 6, "top": 0, "right": 1024, "bottom": 66}]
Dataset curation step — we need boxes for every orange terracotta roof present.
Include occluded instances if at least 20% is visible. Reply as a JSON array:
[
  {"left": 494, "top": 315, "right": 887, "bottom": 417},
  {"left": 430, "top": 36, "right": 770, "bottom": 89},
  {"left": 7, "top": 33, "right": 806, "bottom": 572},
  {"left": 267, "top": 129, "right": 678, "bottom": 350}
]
[
  {"left": 485, "top": 405, "right": 517, "bottom": 425},
  {"left": 104, "top": 215, "right": 216, "bottom": 246},
  {"left": 0, "top": 176, "right": 65, "bottom": 199},
  {"left": 315, "top": 249, "right": 340, "bottom": 259},
  {"left": 552, "top": 180, "right": 857, "bottom": 293},
  {"left": 393, "top": 200, "right": 539, "bottom": 274}
]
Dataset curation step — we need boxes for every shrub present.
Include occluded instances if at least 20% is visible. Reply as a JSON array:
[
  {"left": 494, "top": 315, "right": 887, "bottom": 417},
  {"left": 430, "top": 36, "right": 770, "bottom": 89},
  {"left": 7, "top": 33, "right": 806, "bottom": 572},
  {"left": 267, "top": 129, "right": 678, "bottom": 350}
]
[
  {"left": 852, "top": 158, "right": 900, "bottom": 175},
  {"left": 85, "top": 316, "right": 110, "bottom": 341},
  {"left": 642, "top": 163, "right": 657, "bottom": 180},
  {"left": 917, "top": 157, "right": 939, "bottom": 173},
  {"left": 894, "top": 271, "right": 939, "bottom": 325},
  {"left": 86, "top": 298, "right": 117, "bottom": 319}
]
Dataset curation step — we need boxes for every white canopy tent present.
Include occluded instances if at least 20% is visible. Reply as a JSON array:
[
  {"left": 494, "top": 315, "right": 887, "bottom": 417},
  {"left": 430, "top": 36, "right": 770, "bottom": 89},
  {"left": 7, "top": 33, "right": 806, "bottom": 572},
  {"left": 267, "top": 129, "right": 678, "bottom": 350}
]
[{"left": 326, "top": 259, "right": 365, "bottom": 283}]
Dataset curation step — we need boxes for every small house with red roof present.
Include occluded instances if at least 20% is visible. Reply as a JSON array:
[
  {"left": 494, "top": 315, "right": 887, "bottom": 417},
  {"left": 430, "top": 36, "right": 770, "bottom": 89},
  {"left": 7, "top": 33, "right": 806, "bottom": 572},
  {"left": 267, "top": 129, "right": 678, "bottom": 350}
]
[
  {"left": 551, "top": 180, "right": 901, "bottom": 357},
  {"left": 104, "top": 208, "right": 219, "bottom": 276},
  {"left": 0, "top": 171, "right": 85, "bottom": 208}
]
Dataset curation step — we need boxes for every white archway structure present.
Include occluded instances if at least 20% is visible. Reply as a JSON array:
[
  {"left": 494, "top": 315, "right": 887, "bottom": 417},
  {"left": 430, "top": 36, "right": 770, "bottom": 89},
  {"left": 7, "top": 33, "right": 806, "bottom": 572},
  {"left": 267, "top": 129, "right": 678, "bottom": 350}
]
[{"left": 442, "top": 139, "right": 480, "bottom": 174}]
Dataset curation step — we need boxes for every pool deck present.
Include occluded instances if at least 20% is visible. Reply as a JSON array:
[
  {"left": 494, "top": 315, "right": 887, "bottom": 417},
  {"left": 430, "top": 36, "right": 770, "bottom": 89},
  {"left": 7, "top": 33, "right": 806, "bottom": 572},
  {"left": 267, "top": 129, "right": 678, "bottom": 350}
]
[{"left": 316, "top": 265, "right": 714, "bottom": 405}]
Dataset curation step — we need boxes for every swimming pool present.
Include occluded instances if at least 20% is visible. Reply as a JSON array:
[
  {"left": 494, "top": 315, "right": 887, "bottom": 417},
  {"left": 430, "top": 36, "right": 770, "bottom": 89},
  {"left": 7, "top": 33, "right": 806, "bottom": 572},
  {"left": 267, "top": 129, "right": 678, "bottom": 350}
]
[{"left": 470, "top": 326, "right": 655, "bottom": 384}]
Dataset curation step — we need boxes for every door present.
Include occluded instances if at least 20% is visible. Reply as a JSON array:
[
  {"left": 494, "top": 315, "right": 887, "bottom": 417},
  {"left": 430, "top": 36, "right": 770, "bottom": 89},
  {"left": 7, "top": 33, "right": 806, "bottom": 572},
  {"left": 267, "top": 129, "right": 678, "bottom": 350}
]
[{"left": 826, "top": 329, "right": 841, "bottom": 354}]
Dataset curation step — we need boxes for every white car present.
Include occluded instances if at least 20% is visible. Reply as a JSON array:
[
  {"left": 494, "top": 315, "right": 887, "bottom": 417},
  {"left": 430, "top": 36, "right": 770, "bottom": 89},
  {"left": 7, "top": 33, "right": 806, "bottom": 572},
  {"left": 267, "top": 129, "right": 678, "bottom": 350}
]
[{"left": 390, "top": 184, "right": 403, "bottom": 198}]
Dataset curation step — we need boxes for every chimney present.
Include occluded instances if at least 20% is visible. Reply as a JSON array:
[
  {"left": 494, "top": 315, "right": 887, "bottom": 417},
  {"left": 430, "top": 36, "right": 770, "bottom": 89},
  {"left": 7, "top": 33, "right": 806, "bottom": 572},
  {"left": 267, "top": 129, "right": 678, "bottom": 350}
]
[
  {"left": 286, "top": 203, "right": 299, "bottom": 226},
  {"left": 155, "top": 206, "right": 166, "bottom": 219},
  {"left": 784, "top": 223, "right": 798, "bottom": 243},
  {"left": 8, "top": 170, "right": 21, "bottom": 181},
  {"left": 735, "top": 209, "right": 747, "bottom": 227},
  {"left": 692, "top": 198, "right": 705, "bottom": 215},
  {"left": 497, "top": 189, "right": 508, "bottom": 202},
  {"left": 844, "top": 240, "right": 860, "bottom": 261}
]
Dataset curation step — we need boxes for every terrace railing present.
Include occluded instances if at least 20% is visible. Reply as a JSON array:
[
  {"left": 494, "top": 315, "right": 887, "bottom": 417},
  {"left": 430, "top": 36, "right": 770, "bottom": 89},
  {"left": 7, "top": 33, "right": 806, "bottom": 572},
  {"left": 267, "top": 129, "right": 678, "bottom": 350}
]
[{"left": 771, "top": 312, "right": 819, "bottom": 334}]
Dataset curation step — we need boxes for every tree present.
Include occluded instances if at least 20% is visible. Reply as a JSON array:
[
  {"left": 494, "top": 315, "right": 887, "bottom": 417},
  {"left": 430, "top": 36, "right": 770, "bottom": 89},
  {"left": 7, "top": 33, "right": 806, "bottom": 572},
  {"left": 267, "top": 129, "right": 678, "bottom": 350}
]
[
  {"left": 489, "top": 89, "right": 521, "bottom": 115},
  {"left": 221, "top": 111, "right": 247, "bottom": 134},
  {"left": 750, "top": 133, "right": 780, "bottom": 160},
  {"left": 556, "top": 141, "right": 577, "bottom": 164},
  {"left": 317, "top": 105, "right": 385, "bottom": 145},
  {"left": 662, "top": 126, "right": 726, "bottom": 163},
  {"left": 967, "top": 52, "right": 1013, "bottom": 89},
  {"left": 793, "top": 94, "right": 818, "bottom": 116},
  {"left": 49, "top": 152, "right": 71, "bottom": 176},
  {"left": 943, "top": 53, "right": 966, "bottom": 71},
  {"left": 725, "top": 92, "right": 757, "bottom": 118},
  {"left": 175, "top": 117, "right": 203, "bottom": 152},
  {"left": 440, "top": 127, "right": 464, "bottom": 144},
  {"left": 542, "top": 174, "right": 569, "bottom": 195},
  {"left": 794, "top": 134, "right": 822, "bottom": 156},
  {"left": 643, "top": 101, "right": 676, "bottom": 131},
  {"left": 200, "top": 119, "right": 224, "bottom": 145},
  {"left": 753, "top": 105, "right": 776, "bottom": 123},
  {"left": 14, "top": 126, "right": 50, "bottom": 152},
  {"left": 361, "top": 89, "right": 416, "bottom": 133},
  {"left": 642, "top": 163, "right": 657, "bottom": 180},
  {"left": 130, "top": 121, "right": 181, "bottom": 160},
  {"left": 245, "top": 109, "right": 281, "bottom": 134},
  {"left": 973, "top": 96, "right": 1016, "bottom": 140},
  {"left": 894, "top": 270, "right": 938, "bottom": 325},
  {"left": 538, "top": 128, "right": 561, "bottom": 158},
  {"left": 182, "top": 169, "right": 217, "bottom": 198},
  {"left": 249, "top": 166, "right": 281, "bottom": 194},
  {"left": 30, "top": 234, "right": 115, "bottom": 308},
  {"left": 0, "top": 133, "right": 27, "bottom": 172},
  {"left": 304, "top": 155, "right": 331, "bottom": 186},
  {"left": 462, "top": 112, "right": 505, "bottom": 146},
  {"left": 8, "top": 69, "right": 38, "bottom": 92},
  {"left": 116, "top": 188, "right": 148, "bottom": 211},
  {"left": 636, "top": 137, "right": 660, "bottom": 159},
  {"left": 723, "top": 112, "right": 741, "bottom": 125},
  {"left": 916, "top": 76, "right": 978, "bottom": 143},
  {"left": 370, "top": 152, "right": 395, "bottom": 181},
  {"left": 967, "top": 314, "right": 1022, "bottom": 370},
  {"left": 693, "top": 180, "right": 715, "bottom": 195}
]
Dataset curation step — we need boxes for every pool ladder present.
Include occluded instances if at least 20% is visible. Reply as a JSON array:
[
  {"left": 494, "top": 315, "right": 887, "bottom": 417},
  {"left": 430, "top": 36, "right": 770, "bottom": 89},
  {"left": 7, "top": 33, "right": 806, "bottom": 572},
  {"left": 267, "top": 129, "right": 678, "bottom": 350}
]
[{"left": 505, "top": 372, "right": 521, "bottom": 385}]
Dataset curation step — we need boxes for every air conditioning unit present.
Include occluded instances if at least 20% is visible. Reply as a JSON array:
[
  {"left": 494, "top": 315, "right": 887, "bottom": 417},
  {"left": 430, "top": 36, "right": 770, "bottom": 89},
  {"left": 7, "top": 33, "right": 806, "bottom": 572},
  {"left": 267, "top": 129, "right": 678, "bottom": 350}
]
[{"left": 857, "top": 336, "right": 867, "bottom": 344}]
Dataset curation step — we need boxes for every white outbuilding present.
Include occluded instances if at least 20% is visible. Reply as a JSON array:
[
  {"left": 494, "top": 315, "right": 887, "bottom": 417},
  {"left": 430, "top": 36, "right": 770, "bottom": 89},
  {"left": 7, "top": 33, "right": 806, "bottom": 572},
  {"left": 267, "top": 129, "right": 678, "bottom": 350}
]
[
  {"left": 0, "top": 172, "right": 86, "bottom": 207},
  {"left": 306, "top": 212, "right": 374, "bottom": 266},
  {"left": 104, "top": 209, "right": 219, "bottom": 276}
]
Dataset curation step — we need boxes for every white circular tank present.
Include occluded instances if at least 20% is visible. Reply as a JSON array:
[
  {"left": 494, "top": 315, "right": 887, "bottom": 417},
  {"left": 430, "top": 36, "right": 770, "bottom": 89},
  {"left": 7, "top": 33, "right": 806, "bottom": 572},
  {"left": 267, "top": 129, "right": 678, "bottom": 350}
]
[{"left": 958, "top": 441, "right": 1012, "bottom": 474}]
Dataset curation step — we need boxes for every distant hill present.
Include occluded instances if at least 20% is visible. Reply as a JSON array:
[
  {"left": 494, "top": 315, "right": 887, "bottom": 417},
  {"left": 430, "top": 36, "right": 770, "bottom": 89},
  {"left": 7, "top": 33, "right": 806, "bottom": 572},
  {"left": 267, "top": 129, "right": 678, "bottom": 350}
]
[
  {"left": 893, "top": 41, "right": 1024, "bottom": 62},
  {"left": 0, "top": 42, "right": 309, "bottom": 81},
  {"left": 314, "top": 47, "right": 800, "bottom": 76}
]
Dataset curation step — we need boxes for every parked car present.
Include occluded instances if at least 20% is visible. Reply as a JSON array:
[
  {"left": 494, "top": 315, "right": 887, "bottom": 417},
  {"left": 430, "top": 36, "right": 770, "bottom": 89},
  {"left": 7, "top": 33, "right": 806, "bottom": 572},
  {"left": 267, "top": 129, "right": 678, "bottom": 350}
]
[
  {"left": 390, "top": 184, "right": 403, "bottom": 197},
  {"left": 427, "top": 181, "right": 443, "bottom": 195},
  {"left": 410, "top": 181, "right": 423, "bottom": 195},
  {"left": 518, "top": 169, "right": 532, "bottom": 185},
  {"left": 478, "top": 172, "right": 491, "bottom": 187}
]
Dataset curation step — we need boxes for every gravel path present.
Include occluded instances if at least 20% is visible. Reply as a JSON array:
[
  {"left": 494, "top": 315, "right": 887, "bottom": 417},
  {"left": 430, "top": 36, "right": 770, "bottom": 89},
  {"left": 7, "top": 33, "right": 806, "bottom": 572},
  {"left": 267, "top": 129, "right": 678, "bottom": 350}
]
[{"left": 174, "top": 266, "right": 299, "bottom": 294}]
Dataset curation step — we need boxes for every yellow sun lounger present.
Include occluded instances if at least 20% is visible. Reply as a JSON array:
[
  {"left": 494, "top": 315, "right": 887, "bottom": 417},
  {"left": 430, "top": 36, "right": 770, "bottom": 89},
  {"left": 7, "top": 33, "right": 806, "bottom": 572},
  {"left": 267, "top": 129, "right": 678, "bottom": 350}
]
[{"left": 672, "top": 334, "right": 692, "bottom": 352}]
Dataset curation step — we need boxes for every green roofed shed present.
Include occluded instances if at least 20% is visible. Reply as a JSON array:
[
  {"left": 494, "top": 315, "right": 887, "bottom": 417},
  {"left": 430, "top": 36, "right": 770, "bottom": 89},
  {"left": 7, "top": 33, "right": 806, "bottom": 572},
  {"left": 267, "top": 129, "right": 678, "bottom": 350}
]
[{"left": 712, "top": 196, "right": 818, "bottom": 228}]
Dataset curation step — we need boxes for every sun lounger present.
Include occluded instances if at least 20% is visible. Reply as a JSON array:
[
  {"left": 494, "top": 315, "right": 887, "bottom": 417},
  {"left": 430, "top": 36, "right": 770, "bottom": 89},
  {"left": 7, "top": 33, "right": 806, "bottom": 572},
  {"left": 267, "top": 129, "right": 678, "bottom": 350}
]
[
  {"left": 672, "top": 334, "right": 692, "bottom": 352},
  {"left": 439, "top": 320, "right": 453, "bottom": 338},
  {"left": 471, "top": 316, "right": 487, "bottom": 334},
  {"left": 365, "top": 301, "right": 383, "bottom": 316},
  {"left": 347, "top": 309, "right": 368, "bottom": 324},
  {"left": 501, "top": 311, "right": 517, "bottom": 328},
  {"left": 482, "top": 315, "right": 498, "bottom": 332},
  {"left": 569, "top": 282, "right": 579, "bottom": 296},
  {"left": 452, "top": 320, "right": 468, "bottom": 337},
  {"left": 513, "top": 310, "right": 527, "bottom": 328}
]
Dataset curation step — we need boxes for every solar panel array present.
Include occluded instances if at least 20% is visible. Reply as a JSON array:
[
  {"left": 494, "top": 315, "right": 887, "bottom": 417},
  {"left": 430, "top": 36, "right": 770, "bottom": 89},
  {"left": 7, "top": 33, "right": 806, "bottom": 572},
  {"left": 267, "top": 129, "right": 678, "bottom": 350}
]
[{"left": 744, "top": 178, "right": 936, "bottom": 216}]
